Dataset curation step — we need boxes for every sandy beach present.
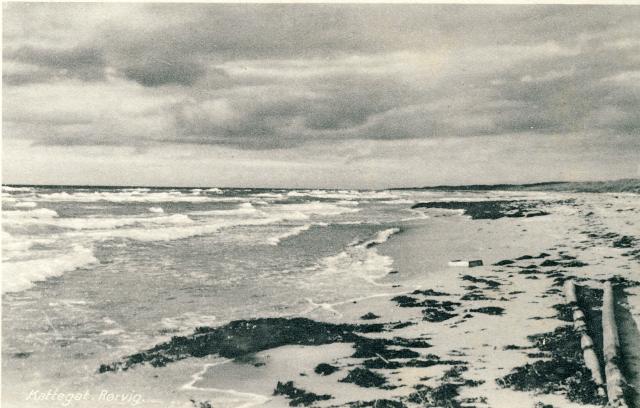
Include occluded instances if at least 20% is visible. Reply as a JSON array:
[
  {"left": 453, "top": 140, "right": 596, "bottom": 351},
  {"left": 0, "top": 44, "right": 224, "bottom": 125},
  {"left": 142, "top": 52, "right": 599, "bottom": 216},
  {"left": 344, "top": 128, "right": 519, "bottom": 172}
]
[{"left": 84, "top": 191, "right": 639, "bottom": 408}]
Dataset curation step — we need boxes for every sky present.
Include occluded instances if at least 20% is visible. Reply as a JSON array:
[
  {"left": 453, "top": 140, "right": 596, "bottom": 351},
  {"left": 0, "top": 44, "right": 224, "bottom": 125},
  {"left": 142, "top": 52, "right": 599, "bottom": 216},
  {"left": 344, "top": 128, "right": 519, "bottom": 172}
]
[{"left": 2, "top": 3, "right": 640, "bottom": 188}]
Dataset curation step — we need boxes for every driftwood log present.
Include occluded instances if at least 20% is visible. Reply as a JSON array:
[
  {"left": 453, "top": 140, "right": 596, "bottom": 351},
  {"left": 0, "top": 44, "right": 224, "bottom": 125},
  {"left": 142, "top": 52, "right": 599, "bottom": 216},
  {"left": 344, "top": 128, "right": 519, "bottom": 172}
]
[
  {"left": 602, "top": 281, "right": 629, "bottom": 408},
  {"left": 563, "top": 280, "right": 606, "bottom": 396}
]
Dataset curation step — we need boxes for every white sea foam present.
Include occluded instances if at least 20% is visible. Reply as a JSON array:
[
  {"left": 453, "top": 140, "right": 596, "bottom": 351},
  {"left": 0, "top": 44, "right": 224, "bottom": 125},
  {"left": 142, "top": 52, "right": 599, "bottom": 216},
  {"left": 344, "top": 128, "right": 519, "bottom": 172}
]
[
  {"left": 205, "top": 188, "right": 224, "bottom": 194},
  {"left": 286, "top": 189, "right": 400, "bottom": 201},
  {"left": 2, "top": 186, "right": 34, "bottom": 193},
  {"left": 2, "top": 231, "right": 55, "bottom": 258},
  {"left": 310, "top": 228, "right": 400, "bottom": 286},
  {"left": 269, "top": 201, "right": 360, "bottom": 217},
  {"left": 3, "top": 208, "right": 59, "bottom": 219},
  {"left": 148, "top": 207, "right": 164, "bottom": 213},
  {"left": 34, "top": 191, "right": 219, "bottom": 203},
  {"left": 267, "top": 222, "right": 328, "bottom": 245},
  {"left": 363, "top": 227, "right": 401, "bottom": 247},
  {"left": 190, "top": 202, "right": 262, "bottom": 217},
  {"left": 160, "top": 313, "right": 218, "bottom": 332},
  {"left": 4, "top": 212, "right": 193, "bottom": 230},
  {"left": 2, "top": 245, "right": 98, "bottom": 293},
  {"left": 11, "top": 201, "right": 38, "bottom": 208},
  {"left": 380, "top": 199, "right": 415, "bottom": 205}
]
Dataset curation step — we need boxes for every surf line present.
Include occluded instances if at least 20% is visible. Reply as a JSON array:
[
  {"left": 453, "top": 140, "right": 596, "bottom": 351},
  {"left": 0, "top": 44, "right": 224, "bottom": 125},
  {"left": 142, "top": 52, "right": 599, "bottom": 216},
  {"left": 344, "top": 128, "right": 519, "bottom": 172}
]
[
  {"left": 181, "top": 360, "right": 270, "bottom": 408},
  {"left": 300, "top": 287, "right": 427, "bottom": 318}
]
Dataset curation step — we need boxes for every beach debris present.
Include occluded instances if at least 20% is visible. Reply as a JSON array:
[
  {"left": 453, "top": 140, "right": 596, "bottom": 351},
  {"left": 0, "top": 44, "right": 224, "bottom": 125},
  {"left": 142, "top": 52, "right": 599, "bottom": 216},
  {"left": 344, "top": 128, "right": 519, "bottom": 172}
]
[
  {"left": 498, "top": 324, "right": 607, "bottom": 405},
  {"left": 448, "top": 260, "right": 483, "bottom": 268},
  {"left": 273, "top": 381, "right": 332, "bottom": 406},
  {"left": 601, "top": 281, "right": 630, "bottom": 408},
  {"left": 562, "top": 280, "right": 606, "bottom": 397}
]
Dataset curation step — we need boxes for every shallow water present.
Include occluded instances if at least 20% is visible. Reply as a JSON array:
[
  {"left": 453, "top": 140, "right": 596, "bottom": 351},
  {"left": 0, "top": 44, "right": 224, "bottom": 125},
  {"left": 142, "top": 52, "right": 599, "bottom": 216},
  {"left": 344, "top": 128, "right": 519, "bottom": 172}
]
[{"left": 2, "top": 186, "right": 446, "bottom": 406}]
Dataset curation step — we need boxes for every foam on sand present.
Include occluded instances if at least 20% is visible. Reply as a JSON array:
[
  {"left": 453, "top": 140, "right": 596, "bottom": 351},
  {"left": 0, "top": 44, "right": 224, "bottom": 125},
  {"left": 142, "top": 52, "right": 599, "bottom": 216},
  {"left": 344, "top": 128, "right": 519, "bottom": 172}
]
[{"left": 2, "top": 245, "right": 98, "bottom": 293}]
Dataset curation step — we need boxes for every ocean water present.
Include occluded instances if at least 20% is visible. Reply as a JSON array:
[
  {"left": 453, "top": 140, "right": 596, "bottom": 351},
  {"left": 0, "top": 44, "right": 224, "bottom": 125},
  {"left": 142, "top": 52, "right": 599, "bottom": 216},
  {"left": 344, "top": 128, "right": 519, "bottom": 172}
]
[{"left": 2, "top": 185, "right": 448, "bottom": 406}]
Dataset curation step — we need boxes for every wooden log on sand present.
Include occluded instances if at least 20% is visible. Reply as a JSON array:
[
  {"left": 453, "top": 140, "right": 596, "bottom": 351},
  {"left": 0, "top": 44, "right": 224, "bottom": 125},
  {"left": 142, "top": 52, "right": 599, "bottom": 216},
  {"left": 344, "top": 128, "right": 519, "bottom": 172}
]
[
  {"left": 602, "top": 280, "right": 629, "bottom": 408},
  {"left": 563, "top": 280, "right": 606, "bottom": 396}
]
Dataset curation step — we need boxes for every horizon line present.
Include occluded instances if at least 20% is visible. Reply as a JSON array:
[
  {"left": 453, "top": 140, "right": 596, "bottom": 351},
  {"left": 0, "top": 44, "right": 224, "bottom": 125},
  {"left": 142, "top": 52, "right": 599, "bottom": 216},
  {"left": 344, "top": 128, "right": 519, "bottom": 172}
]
[{"left": 3, "top": 177, "right": 638, "bottom": 191}]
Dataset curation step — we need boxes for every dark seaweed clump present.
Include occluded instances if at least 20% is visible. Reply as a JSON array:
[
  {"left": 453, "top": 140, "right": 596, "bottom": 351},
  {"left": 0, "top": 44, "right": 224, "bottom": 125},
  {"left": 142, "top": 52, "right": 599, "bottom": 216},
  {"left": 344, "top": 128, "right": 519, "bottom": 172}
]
[
  {"left": 469, "top": 306, "right": 505, "bottom": 316},
  {"left": 274, "top": 381, "right": 332, "bottom": 406},
  {"left": 391, "top": 295, "right": 460, "bottom": 322},
  {"left": 411, "top": 200, "right": 550, "bottom": 220},
  {"left": 412, "top": 289, "right": 450, "bottom": 296},
  {"left": 361, "top": 312, "right": 381, "bottom": 320},
  {"left": 351, "top": 337, "right": 422, "bottom": 360},
  {"left": 497, "top": 325, "right": 607, "bottom": 405},
  {"left": 407, "top": 366, "right": 483, "bottom": 408},
  {"left": 340, "top": 367, "right": 389, "bottom": 388},
  {"left": 613, "top": 236, "right": 635, "bottom": 248},
  {"left": 98, "top": 317, "right": 386, "bottom": 372},
  {"left": 462, "top": 275, "right": 501, "bottom": 288},
  {"left": 347, "top": 400, "right": 407, "bottom": 408},
  {"left": 314, "top": 363, "right": 339, "bottom": 376}
]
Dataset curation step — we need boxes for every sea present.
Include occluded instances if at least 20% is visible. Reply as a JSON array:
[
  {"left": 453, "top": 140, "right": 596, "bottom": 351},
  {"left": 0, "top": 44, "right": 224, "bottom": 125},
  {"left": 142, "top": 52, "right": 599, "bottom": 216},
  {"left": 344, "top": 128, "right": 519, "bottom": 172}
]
[{"left": 1, "top": 185, "right": 451, "bottom": 407}]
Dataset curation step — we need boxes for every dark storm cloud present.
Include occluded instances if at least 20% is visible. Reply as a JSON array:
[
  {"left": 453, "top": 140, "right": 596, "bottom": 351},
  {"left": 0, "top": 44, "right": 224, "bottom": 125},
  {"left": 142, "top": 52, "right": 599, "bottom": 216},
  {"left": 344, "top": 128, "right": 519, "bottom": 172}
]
[
  {"left": 3, "top": 3, "right": 640, "bottom": 149},
  {"left": 123, "top": 61, "right": 206, "bottom": 87},
  {"left": 4, "top": 45, "right": 106, "bottom": 83}
]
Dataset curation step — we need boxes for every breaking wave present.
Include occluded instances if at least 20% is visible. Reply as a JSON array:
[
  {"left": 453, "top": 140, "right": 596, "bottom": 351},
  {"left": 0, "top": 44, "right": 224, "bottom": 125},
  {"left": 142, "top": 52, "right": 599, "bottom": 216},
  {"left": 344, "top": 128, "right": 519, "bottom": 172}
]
[{"left": 2, "top": 245, "right": 98, "bottom": 294}]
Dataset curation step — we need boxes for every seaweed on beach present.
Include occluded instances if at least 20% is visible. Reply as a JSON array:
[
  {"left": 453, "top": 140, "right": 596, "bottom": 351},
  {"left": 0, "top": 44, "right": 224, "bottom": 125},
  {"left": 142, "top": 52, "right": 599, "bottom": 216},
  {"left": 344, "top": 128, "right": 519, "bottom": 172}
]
[
  {"left": 347, "top": 399, "right": 407, "bottom": 408},
  {"left": 460, "top": 290, "right": 494, "bottom": 301},
  {"left": 469, "top": 306, "right": 505, "bottom": 316},
  {"left": 363, "top": 358, "right": 403, "bottom": 369},
  {"left": 497, "top": 325, "right": 607, "bottom": 405},
  {"left": 274, "top": 381, "right": 332, "bottom": 406},
  {"left": 461, "top": 275, "right": 501, "bottom": 288},
  {"left": 410, "top": 200, "right": 550, "bottom": 220},
  {"left": 314, "top": 363, "right": 339, "bottom": 376},
  {"left": 613, "top": 236, "right": 635, "bottom": 248},
  {"left": 340, "top": 367, "right": 389, "bottom": 388},
  {"left": 351, "top": 337, "right": 421, "bottom": 360},
  {"left": 411, "top": 289, "right": 450, "bottom": 297},
  {"left": 361, "top": 312, "right": 381, "bottom": 320},
  {"left": 98, "top": 317, "right": 386, "bottom": 372},
  {"left": 407, "top": 365, "right": 482, "bottom": 408},
  {"left": 99, "top": 317, "right": 434, "bottom": 373},
  {"left": 391, "top": 295, "right": 460, "bottom": 322}
]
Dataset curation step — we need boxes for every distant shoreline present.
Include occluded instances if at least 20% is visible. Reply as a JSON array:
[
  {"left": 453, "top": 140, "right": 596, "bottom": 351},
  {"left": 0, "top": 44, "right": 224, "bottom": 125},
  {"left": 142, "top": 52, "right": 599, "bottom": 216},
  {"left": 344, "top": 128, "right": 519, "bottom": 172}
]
[
  {"left": 2, "top": 178, "right": 639, "bottom": 193},
  {"left": 394, "top": 178, "right": 640, "bottom": 194}
]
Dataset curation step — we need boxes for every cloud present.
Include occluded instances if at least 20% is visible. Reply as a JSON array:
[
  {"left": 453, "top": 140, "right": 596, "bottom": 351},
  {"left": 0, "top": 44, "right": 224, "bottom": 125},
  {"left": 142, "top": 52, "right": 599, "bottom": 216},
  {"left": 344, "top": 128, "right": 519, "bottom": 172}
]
[
  {"left": 123, "top": 60, "right": 205, "bottom": 87},
  {"left": 3, "top": 3, "right": 640, "bottom": 153},
  {"left": 3, "top": 45, "right": 106, "bottom": 83}
]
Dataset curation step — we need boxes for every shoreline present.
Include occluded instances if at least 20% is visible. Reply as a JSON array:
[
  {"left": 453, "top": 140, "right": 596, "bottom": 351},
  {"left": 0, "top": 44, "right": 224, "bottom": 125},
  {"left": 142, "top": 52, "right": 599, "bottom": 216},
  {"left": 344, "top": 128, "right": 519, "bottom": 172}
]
[{"left": 4, "top": 192, "right": 639, "bottom": 408}]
